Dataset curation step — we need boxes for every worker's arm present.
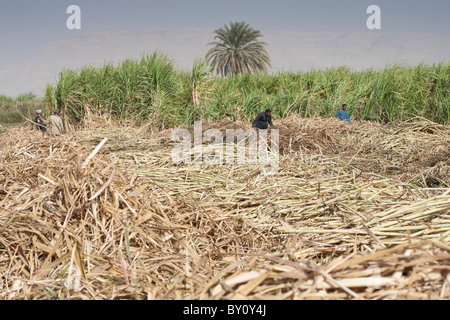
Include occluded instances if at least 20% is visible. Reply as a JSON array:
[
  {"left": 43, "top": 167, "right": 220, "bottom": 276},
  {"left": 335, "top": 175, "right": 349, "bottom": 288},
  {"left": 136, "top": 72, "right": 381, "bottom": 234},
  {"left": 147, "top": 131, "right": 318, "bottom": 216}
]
[
  {"left": 344, "top": 111, "right": 352, "bottom": 124},
  {"left": 39, "top": 116, "right": 50, "bottom": 125},
  {"left": 268, "top": 115, "right": 274, "bottom": 127},
  {"left": 41, "top": 116, "right": 52, "bottom": 135}
]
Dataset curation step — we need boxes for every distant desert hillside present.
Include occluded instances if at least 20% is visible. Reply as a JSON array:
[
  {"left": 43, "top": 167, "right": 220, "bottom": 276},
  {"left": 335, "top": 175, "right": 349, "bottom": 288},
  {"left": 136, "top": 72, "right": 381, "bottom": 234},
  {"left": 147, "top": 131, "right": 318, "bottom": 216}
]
[{"left": 0, "top": 28, "right": 449, "bottom": 97}]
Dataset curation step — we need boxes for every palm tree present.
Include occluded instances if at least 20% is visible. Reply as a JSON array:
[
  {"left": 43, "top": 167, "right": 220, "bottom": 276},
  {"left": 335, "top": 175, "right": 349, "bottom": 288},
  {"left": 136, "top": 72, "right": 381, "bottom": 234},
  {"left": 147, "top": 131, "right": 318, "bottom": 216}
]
[{"left": 206, "top": 21, "right": 271, "bottom": 77}]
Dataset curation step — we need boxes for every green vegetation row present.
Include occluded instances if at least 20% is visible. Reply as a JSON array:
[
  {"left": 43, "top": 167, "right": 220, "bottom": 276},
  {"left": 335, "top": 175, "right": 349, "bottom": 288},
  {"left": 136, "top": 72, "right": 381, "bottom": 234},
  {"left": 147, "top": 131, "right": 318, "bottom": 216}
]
[
  {"left": 43, "top": 52, "right": 450, "bottom": 128},
  {"left": 0, "top": 93, "right": 48, "bottom": 124}
]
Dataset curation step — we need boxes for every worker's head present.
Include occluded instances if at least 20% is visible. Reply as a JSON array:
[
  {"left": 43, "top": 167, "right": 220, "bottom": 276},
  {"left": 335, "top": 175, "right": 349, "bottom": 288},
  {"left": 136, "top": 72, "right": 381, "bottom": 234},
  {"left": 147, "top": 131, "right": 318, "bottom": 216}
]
[
  {"left": 54, "top": 109, "right": 61, "bottom": 115},
  {"left": 265, "top": 109, "right": 271, "bottom": 116},
  {"left": 342, "top": 104, "right": 348, "bottom": 111},
  {"left": 36, "top": 110, "right": 42, "bottom": 115}
]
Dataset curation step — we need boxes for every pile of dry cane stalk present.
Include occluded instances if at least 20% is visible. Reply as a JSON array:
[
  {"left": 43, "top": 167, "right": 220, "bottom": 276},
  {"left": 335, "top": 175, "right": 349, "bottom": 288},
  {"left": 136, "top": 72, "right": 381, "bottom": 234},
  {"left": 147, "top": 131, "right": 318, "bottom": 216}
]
[{"left": 0, "top": 115, "right": 448, "bottom": 300}]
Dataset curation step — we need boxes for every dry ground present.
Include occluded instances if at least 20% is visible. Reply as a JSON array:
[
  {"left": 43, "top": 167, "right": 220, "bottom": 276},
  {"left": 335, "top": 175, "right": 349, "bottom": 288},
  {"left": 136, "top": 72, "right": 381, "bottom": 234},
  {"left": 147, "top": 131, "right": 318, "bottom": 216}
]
[{"left": 0, "top": 115, "right": 449, "bottom": 300}]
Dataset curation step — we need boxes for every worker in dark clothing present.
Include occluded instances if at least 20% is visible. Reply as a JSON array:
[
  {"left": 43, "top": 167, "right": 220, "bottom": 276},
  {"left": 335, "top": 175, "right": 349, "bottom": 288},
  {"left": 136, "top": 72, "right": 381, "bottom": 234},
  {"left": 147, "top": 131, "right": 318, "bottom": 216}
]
[
  {"left": 33, "top": 110, "right": 47, "bottom": 133},
  {"left": 252, "top": 109, "right": 274, "bottom": 130}
]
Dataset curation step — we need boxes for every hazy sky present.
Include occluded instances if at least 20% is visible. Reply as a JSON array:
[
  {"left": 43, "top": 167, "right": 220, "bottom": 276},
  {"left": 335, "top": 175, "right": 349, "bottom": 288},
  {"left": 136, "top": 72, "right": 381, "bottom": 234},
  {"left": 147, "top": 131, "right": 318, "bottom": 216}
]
[{"left": 0, "top": 0, "right": 449, "bottom": 70}]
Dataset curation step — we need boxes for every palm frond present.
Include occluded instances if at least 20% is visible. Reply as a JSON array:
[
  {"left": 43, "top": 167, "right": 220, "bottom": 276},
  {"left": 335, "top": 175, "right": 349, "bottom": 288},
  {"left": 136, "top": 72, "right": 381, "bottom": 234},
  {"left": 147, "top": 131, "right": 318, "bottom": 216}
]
[{"left": 206, "top": 21, "right": 272, "bottom": 77}]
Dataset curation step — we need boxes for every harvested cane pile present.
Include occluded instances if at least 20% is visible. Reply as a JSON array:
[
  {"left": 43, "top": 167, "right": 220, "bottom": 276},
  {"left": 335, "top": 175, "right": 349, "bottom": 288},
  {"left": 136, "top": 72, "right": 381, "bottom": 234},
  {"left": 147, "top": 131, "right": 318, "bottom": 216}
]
[{"left": 0, "top": 117, "right": 449, "bottom": 300}]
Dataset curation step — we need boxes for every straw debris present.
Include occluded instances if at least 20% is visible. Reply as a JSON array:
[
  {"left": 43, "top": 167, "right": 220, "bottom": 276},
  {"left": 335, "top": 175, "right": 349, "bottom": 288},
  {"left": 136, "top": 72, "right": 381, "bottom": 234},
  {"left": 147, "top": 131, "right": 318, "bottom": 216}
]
[{"left": 0, "top": 116, "right": 449, "bottom": 300}]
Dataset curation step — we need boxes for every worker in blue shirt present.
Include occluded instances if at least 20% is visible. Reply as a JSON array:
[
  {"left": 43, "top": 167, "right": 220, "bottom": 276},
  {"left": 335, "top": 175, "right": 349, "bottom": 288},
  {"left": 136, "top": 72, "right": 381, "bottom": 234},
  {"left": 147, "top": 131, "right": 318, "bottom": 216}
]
[{"left": 336, "top": 104, "right": 352, "bottom": 123}]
